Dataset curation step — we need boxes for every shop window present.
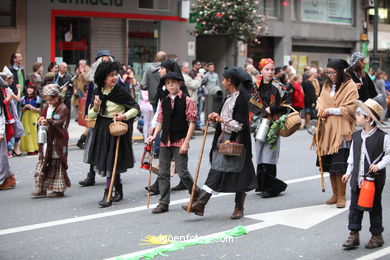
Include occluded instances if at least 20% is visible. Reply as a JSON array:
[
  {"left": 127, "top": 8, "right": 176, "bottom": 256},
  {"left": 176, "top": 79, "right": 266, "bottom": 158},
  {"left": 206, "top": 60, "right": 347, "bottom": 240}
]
[
  {"left": 139, "top": 0, "right": 169, "bottom": 11},
  {"left": 260, "top": 0, "right": 280, "bottom": 17},
  {"left": 368, "top": 0, "right": 390, "bottom": 24},
  {"left": 128, "top": 20, "right": 159, "bottom": 80},
  {"left": 55, "top": 17, "right": 91, "bottom": 66},
  {"left": 0, "top": 0, "right": 16, "bottom": 27},
  {"left": 298, "top": 0, "right": 353, "bottom": 25}
]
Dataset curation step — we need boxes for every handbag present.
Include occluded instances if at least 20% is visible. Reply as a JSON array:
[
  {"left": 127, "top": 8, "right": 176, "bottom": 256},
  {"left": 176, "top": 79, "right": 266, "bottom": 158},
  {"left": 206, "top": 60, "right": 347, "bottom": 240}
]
[{"left": 217, "top": 120, "right": 243, "bottom": 156}]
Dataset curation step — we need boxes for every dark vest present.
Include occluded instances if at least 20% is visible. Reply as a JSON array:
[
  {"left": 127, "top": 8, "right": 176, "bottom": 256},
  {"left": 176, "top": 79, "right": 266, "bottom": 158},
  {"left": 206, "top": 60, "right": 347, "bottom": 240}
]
[
  {"left": 350, "top": 129, "right": 386, "bottom": 191},
  {"left": 161, "top": 94, "right": 189, "bottom": 144}
]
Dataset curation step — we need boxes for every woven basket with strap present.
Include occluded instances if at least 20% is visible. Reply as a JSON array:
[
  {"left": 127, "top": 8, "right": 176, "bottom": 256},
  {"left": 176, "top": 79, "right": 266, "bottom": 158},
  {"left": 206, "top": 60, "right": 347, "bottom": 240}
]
[
  {"left": 278, "top": 105, "right": 302, "bottom": 137},
  {"left": 109, "top": 117, "right": 128, "bottom": 137},
  {"left": 217, "top": 119, "right": 243, "bottom": 156}
]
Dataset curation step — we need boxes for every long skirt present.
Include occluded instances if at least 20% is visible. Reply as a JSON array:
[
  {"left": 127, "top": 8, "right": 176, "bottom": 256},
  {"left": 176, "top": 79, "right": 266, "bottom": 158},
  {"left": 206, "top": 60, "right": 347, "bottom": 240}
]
[
  {"left": 0, "top": 137, "right": 12, "bottom": 185},
  {"left": 34, "top": 158, "right": 70, "bottom": 192},
  {"left": 83, "top": 127, "right": 95, "bottom": 164},
  {"left": 255, "top": 137, "right": 280, "bottom": 165},
  {"left": 87, "top": 117, "right": 135, "bottom": 177},
  {"left": 20, "top": 110, "right": 39, "bottom": 152},
  {"left": 203, "top": 132, "right": 256, "bottom": 194}
]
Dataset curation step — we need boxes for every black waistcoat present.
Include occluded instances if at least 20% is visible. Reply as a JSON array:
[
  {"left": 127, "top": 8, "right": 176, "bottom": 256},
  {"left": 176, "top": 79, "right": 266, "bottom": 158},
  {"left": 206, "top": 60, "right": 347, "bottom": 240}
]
[
  {"left": 350, "top": 129, "right": 386, "bottom": 191},
  {"left": 161, "top": 94, "right": 189, "bottom": 144}
]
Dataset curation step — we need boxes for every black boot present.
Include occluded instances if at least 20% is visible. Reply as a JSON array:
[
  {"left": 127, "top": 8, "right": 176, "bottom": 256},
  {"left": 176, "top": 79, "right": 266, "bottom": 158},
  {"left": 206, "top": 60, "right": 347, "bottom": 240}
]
[
  {"left": 182, "top": 190, "right": 212, "bottom": 216},
  {"left": 99, "top": 189, "right": 112, "bottom": 208},
  {"left": 76, "top": 134, "right": 87, "bottom": 149},
  {"left": 231, "top": 192, "right": 246, "bottom": 219},
  {"left": 112, "top": 184, "right": 123, "bottom": 202},
  {"left": 145, "top": 178, "right": 160, "bottom": 195},
  {"left": 255, "top": 164, "right": 264, "bottom": 192},
  {"left": 171, "top": 180, "right": 187, "bottom": 191},
  {"left": 79, "top": 165, "right": 96, "bottom": 187}
]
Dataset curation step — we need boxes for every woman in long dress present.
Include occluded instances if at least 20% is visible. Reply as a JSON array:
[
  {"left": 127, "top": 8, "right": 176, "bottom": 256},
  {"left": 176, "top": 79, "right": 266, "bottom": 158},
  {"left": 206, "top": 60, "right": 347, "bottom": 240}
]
[
  {"left": 183, "top": 66, "right": 256, "bottom": 219},
  {"left": 249, "top": 58, "right": 290, "bottom": 198}
]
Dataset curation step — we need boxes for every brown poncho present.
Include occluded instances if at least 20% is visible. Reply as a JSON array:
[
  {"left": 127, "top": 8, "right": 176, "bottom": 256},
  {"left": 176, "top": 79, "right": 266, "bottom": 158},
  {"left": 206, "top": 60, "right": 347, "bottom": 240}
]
[{"left": 316, "top": 79, "right": 358, "bottom": 156}]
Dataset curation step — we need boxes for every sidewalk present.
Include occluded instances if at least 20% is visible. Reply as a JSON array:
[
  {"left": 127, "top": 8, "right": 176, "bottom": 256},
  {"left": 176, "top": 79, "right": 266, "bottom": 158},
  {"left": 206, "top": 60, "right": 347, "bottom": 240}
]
[{"left": 68, "top": 119, "right": 214, "bottom": 146}]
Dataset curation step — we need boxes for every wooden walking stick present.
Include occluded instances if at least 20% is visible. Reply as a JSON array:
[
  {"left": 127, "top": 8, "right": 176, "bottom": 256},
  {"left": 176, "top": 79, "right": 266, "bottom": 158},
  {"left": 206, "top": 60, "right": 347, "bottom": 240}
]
[
  {"left": 146, "top": 143, "right": 153, "bottom": 208},
  {"left": 107, "top": 136, "right": 121, "bottom": 203},
  {"left": 315, "top": 112, "right": 325, "bottom": 192},
  {"left": 187, "top": 119, "right": 209, "bottom": 213}
]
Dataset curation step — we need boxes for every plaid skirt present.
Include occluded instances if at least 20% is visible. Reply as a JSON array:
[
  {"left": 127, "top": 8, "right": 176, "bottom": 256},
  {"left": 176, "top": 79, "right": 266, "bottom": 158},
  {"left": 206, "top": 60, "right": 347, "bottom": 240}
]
[{"left": 34, "top": 158, "right": 70, "bottom": 192}]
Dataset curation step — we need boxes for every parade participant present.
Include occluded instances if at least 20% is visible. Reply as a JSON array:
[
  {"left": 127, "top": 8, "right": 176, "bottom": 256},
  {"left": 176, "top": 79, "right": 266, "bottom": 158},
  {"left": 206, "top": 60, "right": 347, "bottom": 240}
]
[
  {"left": 87, "top": 61, "right": 139, "bottom": 208},
  {"left": 347, "top": 52, "right": 377, "bottom": 102},
  {"left": 0, "top": 66, "right": 24, "bottom": 157},
  {"left": 79, "top": 50, "right": 114, "bottom": 187},
  {"left": 183, "top": 67, "right": 256, "bottom": 219},
  {"left": 31, "top": 84, "right": 70, "bottom": 197},
  {"left": 250, "top": 58, "right": 289, "bottom": 198},
  {"left": 316, "top": 58, "right": 358, "bottom": 208},
  {"left": 20, "top": 83, "right": 41, "bottom": 155},
  {"left": 0, "top": 77, "right": 16, "bottom": 190},
  {"left": 145, "top": 59, "right": 190, "bottom": 194},
  {"left": 148, "top": 71, "right": 200, "bottom": 214},
  {"left": 342, "top": 99, "right": 389, "bottom": 249},
  {"left": 8, "top": 52, "right": 25, "bottom": 96}
]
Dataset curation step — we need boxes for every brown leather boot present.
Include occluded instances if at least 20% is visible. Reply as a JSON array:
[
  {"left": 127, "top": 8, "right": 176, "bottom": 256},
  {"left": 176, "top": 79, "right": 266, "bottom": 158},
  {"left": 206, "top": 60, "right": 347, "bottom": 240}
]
[
  {"left": 182, "top": 190, "right": 211, "bottom": 216},
  {"left": 336, "top": 176, "right": 346, "bottom": 208},
  {"left": 152, "top": 204, "right": 169, "bottom": 214},
  {"left": 326, "top": 175, "right": 338, "bottom": 205},
  {"left": 365, "top": 233, "right": 384, "bottom": 249},
  {"left": 0, "top": 174, "right": 16, "bottom": 190},
  {"left": 342, "top": 231, "right": 360, "bottom": 249},
  {"left": 231, "top": 192, "right": 246, "bottom": 219},
  {"left": 31, "top": 188, "right": 47, "bottom": 197}
]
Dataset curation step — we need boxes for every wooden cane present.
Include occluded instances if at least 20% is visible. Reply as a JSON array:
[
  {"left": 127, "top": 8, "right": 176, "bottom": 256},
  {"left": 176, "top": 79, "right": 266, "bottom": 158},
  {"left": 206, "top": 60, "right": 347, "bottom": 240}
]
[
  {"left": 107, "top": 136, "right": 121, "bottom": 203},
  {"left": 146, "top": 143, "right": 153, "bottom": 208},
  {"left": 187, "top": 120, "right": 209, "bottom": 213},
  {"left": 315, "top": 112, "right": 325, "bottom": 192}
]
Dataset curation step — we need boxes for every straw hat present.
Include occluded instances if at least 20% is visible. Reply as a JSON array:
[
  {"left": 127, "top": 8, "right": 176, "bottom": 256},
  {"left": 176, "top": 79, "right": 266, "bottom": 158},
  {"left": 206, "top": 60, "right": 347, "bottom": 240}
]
[{"left": 355, "top": 99, "right": 384, "bottom": 126}]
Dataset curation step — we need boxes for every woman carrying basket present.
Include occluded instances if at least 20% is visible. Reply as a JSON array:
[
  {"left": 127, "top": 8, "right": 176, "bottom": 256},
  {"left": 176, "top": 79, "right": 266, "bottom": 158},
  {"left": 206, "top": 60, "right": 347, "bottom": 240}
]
[
  {"left": 88, "top": 61, "right": 139, "bottom": 208},
  {"left": 315, "top": 58, "right": 358, "bottom": 208},
  {"left": 183, "top": 66, "right": 256, "bottom": 219},
  {"left": 249, "top": 58, "right": 290, "bottom": 198}
]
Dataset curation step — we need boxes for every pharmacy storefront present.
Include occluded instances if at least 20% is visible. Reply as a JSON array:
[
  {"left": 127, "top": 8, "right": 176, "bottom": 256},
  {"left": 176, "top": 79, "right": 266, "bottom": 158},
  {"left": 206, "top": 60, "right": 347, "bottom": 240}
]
[{"left": 26, "top": 0, "right": 191, "bottom": 75}]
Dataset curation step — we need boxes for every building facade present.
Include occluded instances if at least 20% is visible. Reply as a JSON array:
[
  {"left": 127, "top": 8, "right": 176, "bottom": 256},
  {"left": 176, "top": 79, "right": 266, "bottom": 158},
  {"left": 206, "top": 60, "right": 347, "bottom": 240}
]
[
  {"left": 24, "top": 0, "right": 193, "bottom": 77},
  {"left": 0, "top": 0, "right": 27, "bottom": 69},
  {"left": 251, "top": 0, "right": 363, "bottom": 72}
]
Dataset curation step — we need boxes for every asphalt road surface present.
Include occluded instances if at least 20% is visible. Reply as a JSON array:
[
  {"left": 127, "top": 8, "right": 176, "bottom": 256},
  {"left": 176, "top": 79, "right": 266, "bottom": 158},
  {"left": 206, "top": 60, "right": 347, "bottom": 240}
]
[{"left": 1, "top": 129, "right": 390, "bottom": 260}]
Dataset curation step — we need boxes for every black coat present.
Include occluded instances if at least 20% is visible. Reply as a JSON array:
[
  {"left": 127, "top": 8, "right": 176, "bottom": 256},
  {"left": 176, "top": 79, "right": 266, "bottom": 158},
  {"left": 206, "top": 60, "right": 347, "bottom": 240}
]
[
  {"left": 56, "top": 72, "right": 73, "bottom": 103},
  {"left": 302, "top": 80, "right": 317, "bottom": 109},
  {"left": 348, "top": 71, "right": 377, "bottom": 101},
  {"left": 8, "top": 65, "right": 25, "bottom": 95}
]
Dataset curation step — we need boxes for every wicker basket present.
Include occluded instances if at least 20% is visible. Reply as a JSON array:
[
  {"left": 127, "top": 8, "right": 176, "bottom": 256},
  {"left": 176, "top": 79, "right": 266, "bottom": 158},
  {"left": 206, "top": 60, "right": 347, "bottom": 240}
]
[
  {"left": 109, "top": 118, "right": 128, "bottom": 136},
  {"left": 217, "top": 142, "right": 243, "bottom": 156},
  {"left": 217, "top": 127, "right": 243, "bottom": 156},
  {"left": 85, "top": 116, "right": 96, "bottom": 128},
  {"left": 279, "top": 105, "right": 302, "bottom": 137}
]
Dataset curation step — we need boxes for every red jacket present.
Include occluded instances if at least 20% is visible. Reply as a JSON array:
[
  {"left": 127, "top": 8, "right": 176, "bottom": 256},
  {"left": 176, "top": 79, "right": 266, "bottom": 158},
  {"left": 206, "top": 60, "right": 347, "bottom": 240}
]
[{"left": 292, "top": 82, "right": 304, "bottom": 109}]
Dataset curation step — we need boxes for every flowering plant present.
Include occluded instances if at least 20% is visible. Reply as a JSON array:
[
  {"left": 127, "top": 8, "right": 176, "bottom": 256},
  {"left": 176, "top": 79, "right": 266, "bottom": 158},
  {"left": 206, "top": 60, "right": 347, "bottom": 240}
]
[{"left": 191, "top": 0, "right": 267, "bottom": 43}]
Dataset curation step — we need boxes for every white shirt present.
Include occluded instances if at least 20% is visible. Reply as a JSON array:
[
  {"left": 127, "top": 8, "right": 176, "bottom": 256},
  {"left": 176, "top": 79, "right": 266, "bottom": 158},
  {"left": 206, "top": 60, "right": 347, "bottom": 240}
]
[{"left": 346, "top": 127, "right": 390, "bottom": 187}]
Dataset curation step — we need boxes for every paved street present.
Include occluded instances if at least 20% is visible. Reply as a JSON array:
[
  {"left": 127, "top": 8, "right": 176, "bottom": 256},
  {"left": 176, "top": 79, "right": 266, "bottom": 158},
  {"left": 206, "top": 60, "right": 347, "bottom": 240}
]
[{"left": 1, "top": 129, "right": 390, "bottom": 260}]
